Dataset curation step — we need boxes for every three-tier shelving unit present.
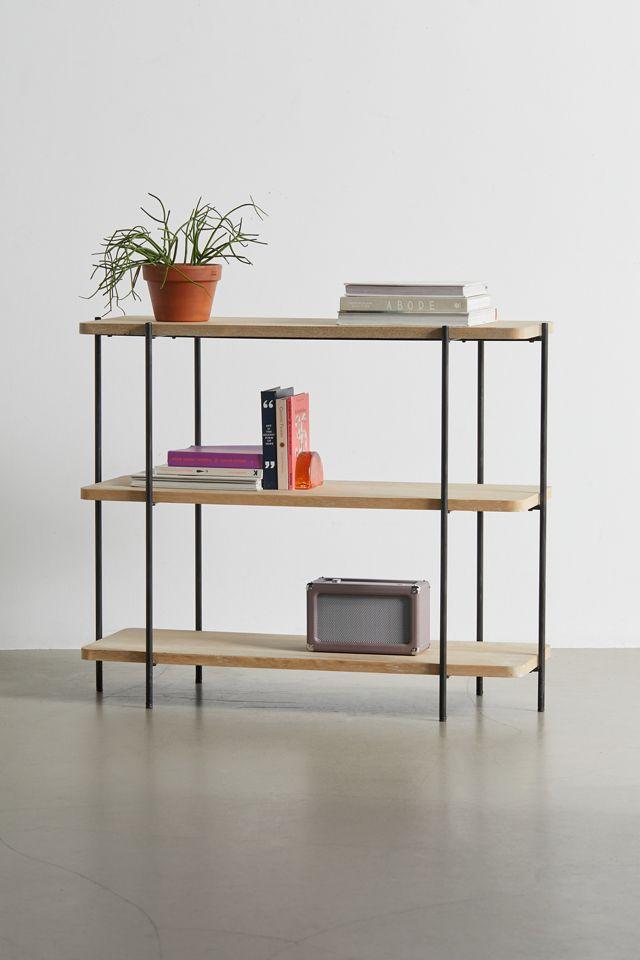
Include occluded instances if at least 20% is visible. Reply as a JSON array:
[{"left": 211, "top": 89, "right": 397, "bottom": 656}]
[{"left": 80, "top": 315, "right": 550, "bottom": 721}]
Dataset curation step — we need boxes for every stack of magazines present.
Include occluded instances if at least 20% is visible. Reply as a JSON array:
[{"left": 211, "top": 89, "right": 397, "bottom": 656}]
[
  {"left": 130, "top": 445, "right": 263, "bottom": 491},
  {"left": 338, "top": 281, "right": 496, "bottom": 326}
]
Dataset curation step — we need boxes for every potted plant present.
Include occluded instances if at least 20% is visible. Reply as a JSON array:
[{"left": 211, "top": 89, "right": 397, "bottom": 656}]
[{"left": 87, "top": 194, "right": 266, "bottom": 322}]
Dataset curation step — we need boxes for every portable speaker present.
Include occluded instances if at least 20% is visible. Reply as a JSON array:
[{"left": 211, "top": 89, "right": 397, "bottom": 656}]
[{"left": 306, "top": 578, "right": 430, "bottom": 655}]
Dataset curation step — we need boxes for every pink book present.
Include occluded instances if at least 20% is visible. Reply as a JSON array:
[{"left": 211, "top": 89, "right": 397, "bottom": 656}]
[
  {"left": 286, "top": 394, "right": 310, "bottom": 488},
  {"left": 167, "top": 445, "right": 263, "bottom": 469}
]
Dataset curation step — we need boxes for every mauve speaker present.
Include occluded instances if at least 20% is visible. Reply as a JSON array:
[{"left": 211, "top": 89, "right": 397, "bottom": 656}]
[{"left": 306, "top": 578, "right": 430, "bottom": 655}]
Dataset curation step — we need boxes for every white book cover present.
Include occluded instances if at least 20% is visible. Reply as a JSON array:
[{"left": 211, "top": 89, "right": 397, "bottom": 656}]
[
  {"left": 337, "top": 307, "right": 496, "bottom": 327},
  {"left": 345, "top": 281, "right": 488, "bottom": 297},
  {"left": 154, "top": 464, "right": 262, "bottom": 479},
  {"left": 130, "top": 480, "right": 261, "bottom": 491},
  {"left": 130, "top": 472, "right": 261, "bottom": 491}
]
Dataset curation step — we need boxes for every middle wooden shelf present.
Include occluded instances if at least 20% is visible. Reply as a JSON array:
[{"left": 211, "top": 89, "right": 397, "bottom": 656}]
[{"left": 81, "top": 476, "right": 546, "bottom": 512}]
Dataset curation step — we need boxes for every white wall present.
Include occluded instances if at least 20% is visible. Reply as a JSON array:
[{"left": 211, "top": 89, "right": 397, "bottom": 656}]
[{"left": 1, "top": 0, "right": 638, "bottom": 650}]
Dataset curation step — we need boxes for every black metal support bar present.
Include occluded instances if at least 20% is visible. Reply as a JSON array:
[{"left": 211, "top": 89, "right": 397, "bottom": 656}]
[
  {"left": 476, "top": 341, "right": 484, "bottom": 697},
  {"left": 145, "top": 322, "right": 154, "bottom": 709},
  {"left": 439, "top": 327, "right": 449, "bottom": 722},
  {"left": 538, "top": 323, "right": 548, "bottom": 712},
  {"left": 94, "top": 335, "right": 103, "bottom": 693},
  {"left": 194, "top": 338, "right": 203, "bottom": 685}
]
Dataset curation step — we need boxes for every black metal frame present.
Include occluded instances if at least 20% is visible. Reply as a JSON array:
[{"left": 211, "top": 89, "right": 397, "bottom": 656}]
[
  {"left": 92, "top": 322, "right": 549, "bottom": 716},
  {"left": 194, "top": 337, "right": 203, "bottom": 685},
  {"left": 437, "top": 326, "right": 548, "bottom": 717},
  {"left": 439, "top": 328, "right": 449, "bottom": 721},
  {"left": 538, "top": 323, "right": 548, "bottom": 711},
  {"left": 94, "top": 336, "right": 103, "bottom": 693},
  {"left": 145, "top": 322, "right": 154, "bottom": 708},
  {"left": 476, "top": 341, "right": 484, "bottom": 697}
]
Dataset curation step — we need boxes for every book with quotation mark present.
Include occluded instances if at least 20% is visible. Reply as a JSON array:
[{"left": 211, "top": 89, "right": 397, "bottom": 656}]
[{"left": 261, "top": 386, "right": 293, "bottom": 489}]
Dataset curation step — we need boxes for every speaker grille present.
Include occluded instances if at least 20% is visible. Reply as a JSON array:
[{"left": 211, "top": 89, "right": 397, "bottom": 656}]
[{"left": 317, "top": 594, "right": 410, "bottom": 647}]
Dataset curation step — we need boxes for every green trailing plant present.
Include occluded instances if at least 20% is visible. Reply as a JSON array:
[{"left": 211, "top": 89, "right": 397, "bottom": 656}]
[{"left": 87, "top": 194, "right": 266, "bottom": 314}]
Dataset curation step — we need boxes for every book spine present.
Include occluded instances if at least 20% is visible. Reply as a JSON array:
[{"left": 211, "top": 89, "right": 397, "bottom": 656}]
[
  {"left": 337, "top": 308, "right": 496, "bottom": 326},
  {"left": 131, "top": 479, "right": 260, "bottom": 491},
  {"left": 261, "top": 388, "right": 278, "bottom": 489},
  {"left": 345, "top": 284, "right": 488, "bottom": 297},
  {"left": 339, "top": 295, "right": 490, "bottom": 314},
  {"left": 286, "top": 398, "right": 293, "bottom": 488},
  {"left": 156, "top": 466, "right": 262, "bottom": 478},
  {"left": 287, "top": 393, "right": 310, "bottom": 488},
  {"left": 276, "top": 397, "right": 289, "bottom": 490},
  {"left": 167, "top": 453, "right": 263, "bottom": 469}
]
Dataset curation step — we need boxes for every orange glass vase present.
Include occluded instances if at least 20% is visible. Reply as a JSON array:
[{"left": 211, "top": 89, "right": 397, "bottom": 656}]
[{"left": 295, "top": 451, "right": 324, "bottom": 489}]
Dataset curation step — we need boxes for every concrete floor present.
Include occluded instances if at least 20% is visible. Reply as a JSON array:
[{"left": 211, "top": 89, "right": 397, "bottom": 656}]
[{"left": 0, "top": 651, "right": 639, "bottom": 960}]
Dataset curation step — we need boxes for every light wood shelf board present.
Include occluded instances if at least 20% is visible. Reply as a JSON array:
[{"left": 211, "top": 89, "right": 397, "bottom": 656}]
[
  {"left": 81, "top": 476, "right": 547, "bottom": 512},
  {"left": 79, "top": 315, "right": 548, "bottom": 342},
  {"left": 82, "top": 629, "right": 549, "bottom": 678}
]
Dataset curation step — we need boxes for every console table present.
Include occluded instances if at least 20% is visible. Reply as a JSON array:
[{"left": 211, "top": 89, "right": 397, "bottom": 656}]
[{"left": 79, "top": 316, "right": 550, "bottom": 720}]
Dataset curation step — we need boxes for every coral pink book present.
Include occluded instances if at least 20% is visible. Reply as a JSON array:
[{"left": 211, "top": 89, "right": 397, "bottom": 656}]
[{"left": 286, "top": 393, "right": 310, "bottom": 488}]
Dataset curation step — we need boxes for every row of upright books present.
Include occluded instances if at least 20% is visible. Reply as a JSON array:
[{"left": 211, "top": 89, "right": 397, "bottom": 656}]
[
  {"left": 338, "top": 280, "right": 495, "bottom": 326},
  {"left": 130, "top": 387, "right": 311, "bottom": 492},
  {"left": 260, "top": 386, "right": 310, "bottom": 490}
]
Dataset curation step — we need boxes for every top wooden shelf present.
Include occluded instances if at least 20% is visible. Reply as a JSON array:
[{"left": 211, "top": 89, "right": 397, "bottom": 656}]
[{"left": 79, "top": 316, "right": 547, "bottom": 342}]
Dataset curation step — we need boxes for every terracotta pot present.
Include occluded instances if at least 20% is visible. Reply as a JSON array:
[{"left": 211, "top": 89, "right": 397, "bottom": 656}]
[{"left": 142, "top": 264, "right": 221, "bottom": 323}]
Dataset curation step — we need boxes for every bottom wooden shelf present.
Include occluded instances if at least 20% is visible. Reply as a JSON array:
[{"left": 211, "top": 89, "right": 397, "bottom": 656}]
[{"left": 81, "top": 629, "right": 549, "bottom": 679}]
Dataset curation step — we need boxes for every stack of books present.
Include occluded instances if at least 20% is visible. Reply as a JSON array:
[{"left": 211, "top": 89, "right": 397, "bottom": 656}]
[
  {"left": 130, "top": 385, "right": 313, "bottom": 494},
  {"left": 131, "top": 445, "right": 263, "bottom": 491},
  {"left": 261, "top": 386, "right": 310, "bottom": 490},
  {"left": 338, "top": 281, "right": 496, "bottom": 326}
]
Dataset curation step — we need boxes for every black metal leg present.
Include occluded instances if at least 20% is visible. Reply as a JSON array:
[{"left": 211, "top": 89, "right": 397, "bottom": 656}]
[
  {"left": 476, "top": 341, "right": 484, "bottom": 697},
  {"left": 95, "top": 335, "right": 103, "bottom": 693},
  {"left": 194, "top": 338, "right": 203, "bottom": 685},
  {"left": 439, "top": 327, "right": 449, "bottom": 722},
  {"left": 538, "top": 324, "right": 548, "bottom": 711},
  {"left": 145, "top": 322, "right": 154, "bottom": 709}
]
